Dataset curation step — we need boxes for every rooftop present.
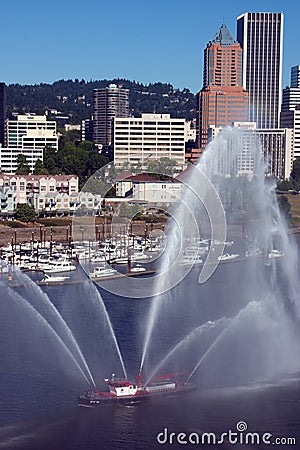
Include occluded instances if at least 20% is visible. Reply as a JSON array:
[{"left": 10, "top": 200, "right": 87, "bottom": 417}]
[{"left": 211, "top": 24, "right": 237, "bottom": 46}]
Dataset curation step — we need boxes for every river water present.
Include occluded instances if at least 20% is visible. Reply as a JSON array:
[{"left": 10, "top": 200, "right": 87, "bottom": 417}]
[{"left": 0, "top": 253, "right": 299, "bottom": 450}]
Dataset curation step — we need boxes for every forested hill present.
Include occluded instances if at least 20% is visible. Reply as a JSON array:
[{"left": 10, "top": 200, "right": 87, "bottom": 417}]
[{"left": 6, "top": 79, "right": 197, "bottom": 124}]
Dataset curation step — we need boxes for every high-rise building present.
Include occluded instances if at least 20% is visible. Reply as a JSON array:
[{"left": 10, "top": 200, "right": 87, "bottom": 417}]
[
  {"left": 196, "top": 24, "right": 248, "bottom": 150},
  {"left": 81, "top": 118, "right": 94, "bottom": 142},
  {"left": 281, "top": 66, "right": 300, "bottom": 113},
  {"left": 6, "top": 114, "right": 58, "bottom": 151},
  {"left": 93, "top": 84, "right": 129, "bottom": 147},
  {"left": 291, "top": 66, "right": 300, "bottom": 88},
  {"left": 207, "top": 122, "right": 293, "bottom": 179},
  {"left": 237, "top": 12, "right": 284, "bottom": 129},
  {"left": 0, "top": 146, "right": 44, "bottom": 174},
  {"left": 113, "top": 114, "right": 185, "bottom": 170},
  {"left": 280, "top": 66, "right": 300, "bottom": 159},
  {"left": 0, "top": 82, "right": 7, "bottom": 147}
]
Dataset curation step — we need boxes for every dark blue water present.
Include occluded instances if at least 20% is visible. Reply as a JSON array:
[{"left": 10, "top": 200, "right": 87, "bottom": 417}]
[{"left": 0, "top": 256, "right": 299, "bottom": 449}]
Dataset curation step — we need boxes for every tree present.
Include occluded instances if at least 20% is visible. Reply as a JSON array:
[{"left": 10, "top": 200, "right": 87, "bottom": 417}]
[
  {"left": 33, "top": 158, "right": 49, "bottom": 175},
  {"left": 290, "top": 158, "right": 300, "bottom": 185},
  {"left": 43, "top": 147, "right": 60, "bottom": 174},
  {"left": 15, "top": 154, "right": 30, "bottom": 175},
  {"left": 147, "top": 157, "right": 177, "bottom": 179},
  {"left": 147, "top": 160, "right": 160, "bottom": 176},
  {"left": 159, "top": 157, "right": 177, "bottom": 177},
  {"left": 85, "top": 150, "right": 108, "bottom": 176},
  {"left": 277, "top": 195, "right": 291, "bottom": 222},
  {"left": 119, "top": 203, "right": 141, "bottom": 218},
  {"left": 58, "top": 129, "right": 81, "bottom": 150},
  {"left": 14, "top": 203, "right": 36, "bottom": 222}
]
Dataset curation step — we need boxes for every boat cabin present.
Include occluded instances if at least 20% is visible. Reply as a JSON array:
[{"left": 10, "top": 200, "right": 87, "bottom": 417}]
[{"left": 104, "top": 378, "right": 138, "bottom": 397}]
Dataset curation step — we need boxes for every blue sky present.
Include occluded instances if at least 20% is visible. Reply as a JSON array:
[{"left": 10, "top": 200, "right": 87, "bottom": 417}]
[{"left": 1, "top": 0, "right": 299, "bottom": 93}]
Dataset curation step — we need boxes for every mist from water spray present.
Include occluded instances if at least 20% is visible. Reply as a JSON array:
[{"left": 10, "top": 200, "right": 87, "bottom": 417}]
[
  {"left": 186, "top": 291, "right": 297, "bottom": 384},
  {"left": 7, "top": 287, "right": 93, "bottom": 386},
  {"left": 139, "top": 169, "right": 225, "bottom": 373},
  {"left": 12, "top": 268, "right": 96, "bottom": 387},
  {"left": 145, "top": 317, "right": 227, "bottom": 386},
  {"left": 140, "top": 126, "right": 300, "bottom": 383},
  {"left": 82, "top": 279, "right": 128, "bottom": 379}
]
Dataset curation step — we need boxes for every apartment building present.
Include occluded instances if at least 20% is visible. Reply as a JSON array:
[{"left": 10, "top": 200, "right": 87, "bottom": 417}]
[
  {"left": 0, "top": 186, "right": 17, "bottom": 216},
  {"left": 30, "top": 191, "right": 102, "bottom": 215},
  {"left": 116, "top": 173, "right": 182, "bottom": 204},
  {"left": 93, "top": 84, "right": 129, "bottom": 147},
  {"left": 0, "top": 174, "right": 78, "bottom": 204}
]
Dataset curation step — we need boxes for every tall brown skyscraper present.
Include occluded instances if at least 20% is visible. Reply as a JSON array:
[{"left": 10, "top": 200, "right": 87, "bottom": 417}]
[
  {"left": 0, "top": 82, "right": 7, "bottom": 147},
  {"left": 196, "top": 24, "right": 248, "bottom": 150}
]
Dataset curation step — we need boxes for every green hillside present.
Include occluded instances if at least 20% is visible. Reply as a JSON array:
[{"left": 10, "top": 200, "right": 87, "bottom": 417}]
[{"left": 6, "top": 79, "right": 197, "bottom": 124}]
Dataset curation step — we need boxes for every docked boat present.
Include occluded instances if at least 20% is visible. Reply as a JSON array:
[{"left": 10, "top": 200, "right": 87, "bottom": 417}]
[
  {"left": 40, "top": 273, "right": 70, "bottom": 284},
  {"left": 43, "top": 259, "right": 77, "bottom": 273},
  {"left": 179, "top": 253, "right": 203, "bottom": 266},
  {"left": 217, "top": 253, "right": 239, "bottom": 261},
  {"left": 78, "top": 372, "right": 196, "bottom": 407},
  {"left": 268, "top": 249, "right": 284, "bottom": 259},
  {"left": 130, "top": 265, "right": 147, "bottom": 273},
  {"left": 89, "top": 266, "right": 118, "bottom": 279},
  {"left": 90, "top": 253, "right": 106, "bottom": 263}
]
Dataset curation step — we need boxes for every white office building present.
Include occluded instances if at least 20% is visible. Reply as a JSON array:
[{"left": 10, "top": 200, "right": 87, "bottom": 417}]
[
  {"left": 6, "top": 114, "right": 58, "bottom": 151},
  {"left": 113, "top": 114, "right": 186, "bottom": 170},
  {"left": 0, "top": 145, "right": 44, "bottom": 174},
  {"left": 207, "top": 122, "right": 293, "bottom": 179},
  {"left": 237, "top": 12, "right": 284, "bottom": 129}
]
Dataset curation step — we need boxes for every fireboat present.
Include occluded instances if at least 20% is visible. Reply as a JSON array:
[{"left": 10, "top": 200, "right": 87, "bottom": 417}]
[{"left": 78, "top": 372, "right": 196, "bottom": 407}]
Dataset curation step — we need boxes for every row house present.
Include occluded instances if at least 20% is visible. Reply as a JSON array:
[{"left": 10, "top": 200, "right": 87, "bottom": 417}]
[
  {"left": 0, "top": 174, "right": 79, "bottom": 204},
  {"left": 30, "top": 191, "right": 102, "bottom": 215},
  {"left": 0, "top": 186, "right": 17, "bottom": 216}
]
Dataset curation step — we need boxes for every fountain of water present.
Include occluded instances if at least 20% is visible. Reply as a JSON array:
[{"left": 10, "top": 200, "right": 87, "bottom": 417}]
[
  {"left": 7, "top": 287, "right": 93, "bottom": 385},
  {"left": 140, "top": 126, "right": 300, "bottom": 387},
  {"left": 10, "top": 267, "right": 96, "bottom": 387},
  {"left": 0, "top": 263, "right": 127, "bottom": 391}
]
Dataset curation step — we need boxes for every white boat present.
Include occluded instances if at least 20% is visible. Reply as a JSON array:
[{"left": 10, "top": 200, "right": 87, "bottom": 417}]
[
  {"left": 180, "top": 255, "right": 203, "bottom": 266},
  {"left": 131, "top": 252, "right": 151, "bottom": 262},
  {"left": 40, "top": 274, "right": 70, "bottom": 284},
  {"left": 90, "top": 254, "right": 107, "bottom": 263},
  {"left": 43, "top": 259, "right": 77, "bottom": 273},
  {"left": 130, "top": 265, "right": 147, "bottom": 273},
  {"left": 268, "top": 249, "right": 284, "bottom": 259},
  {"left": 28, "top": 262, "right": 55, "bottom": 271},
  {"left": 217, "top": 253, "right": 239, "bottom": 261},
  {"left": 89, "top": 266, "right": 118, "bottom": 278},
  {"left": 245, "top": 248, "right": 263, "bottom": 257},
  {"left": 111, "top": 256, "right": 128, "bottom": 264}
]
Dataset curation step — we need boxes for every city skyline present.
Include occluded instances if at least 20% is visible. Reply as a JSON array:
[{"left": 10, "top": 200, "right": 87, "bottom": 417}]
[{"left": 0, "top": 0, "right": 299, "bottom": 94}]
